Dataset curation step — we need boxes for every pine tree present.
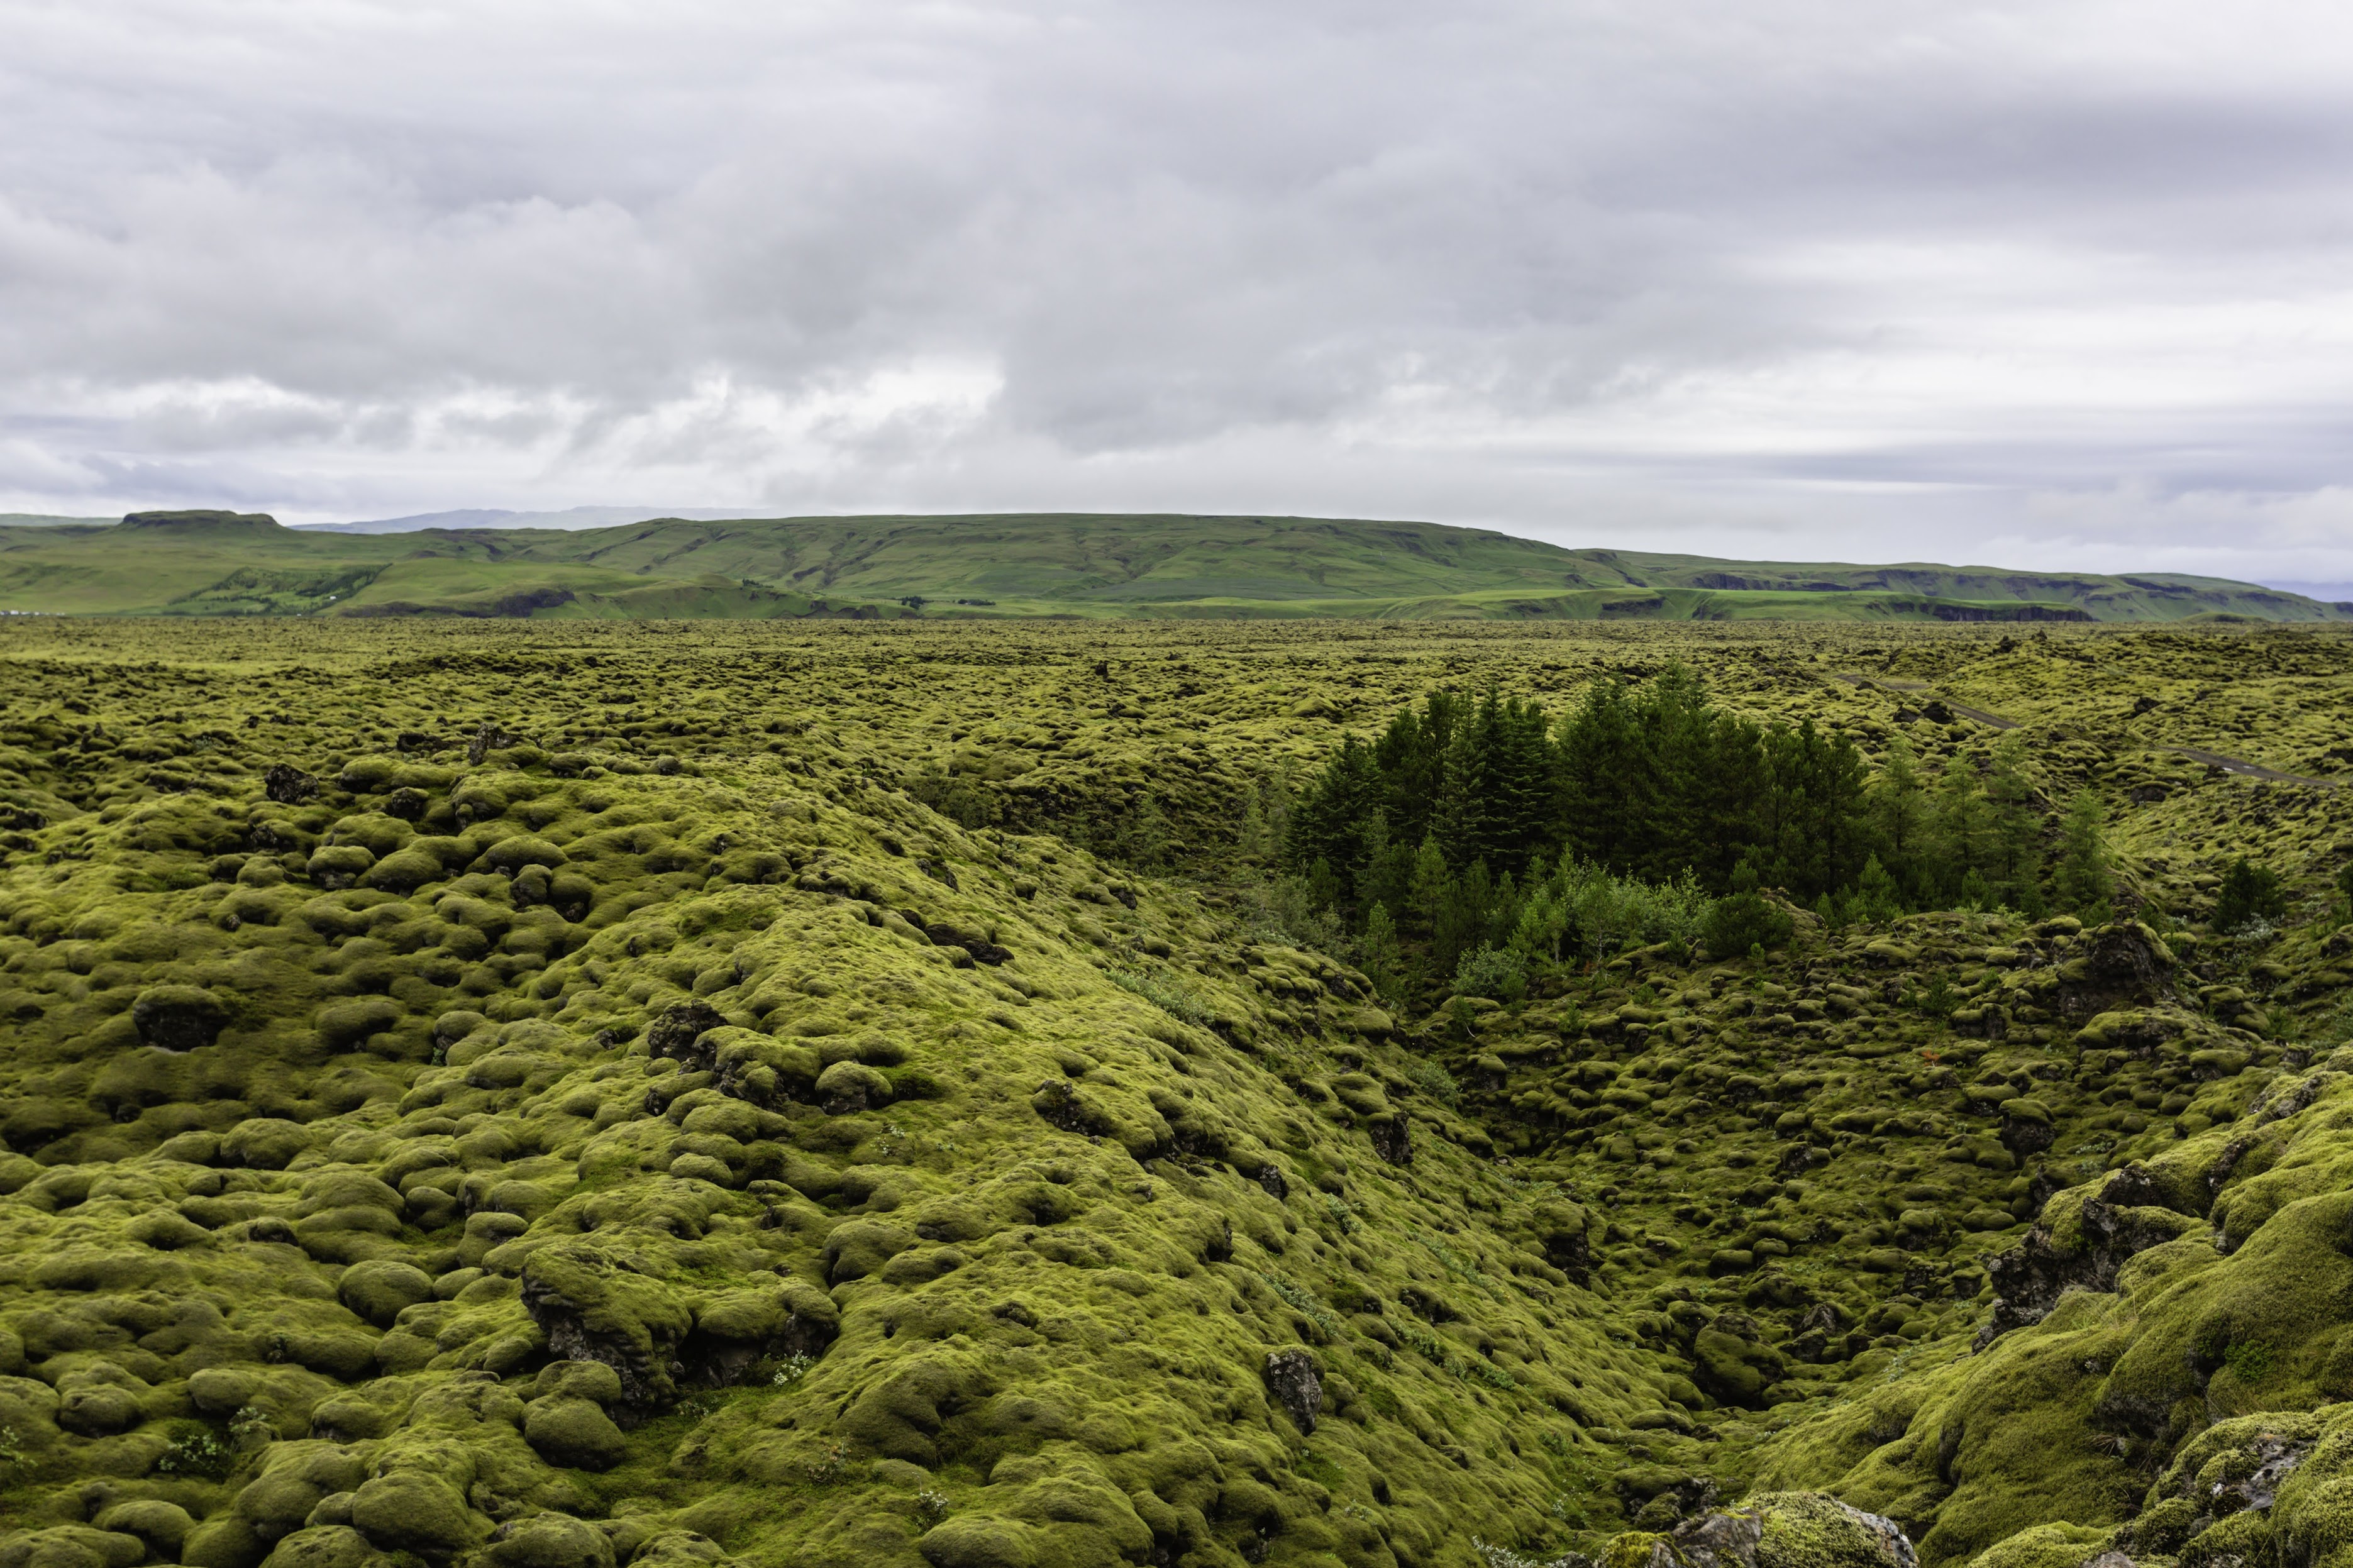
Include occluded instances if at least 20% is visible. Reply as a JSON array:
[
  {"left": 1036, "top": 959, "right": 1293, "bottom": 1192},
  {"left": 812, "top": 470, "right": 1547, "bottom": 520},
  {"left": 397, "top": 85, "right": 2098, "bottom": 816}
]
[
  {"left": 1375, "top": 690, "right": 1458, "bottom": 850},
  {"left": 1358, "top": 902, "right": 1403, "bottom": 1003},
  {"left": 1868, "top": 735, "right": 1929, "bottom": 902},
  {"left": 2052, "top": 789, "right": 2114, "bottom": 923},
  {"left": 1284, "top": 735, "right": 1383, "bottom": 893},
  {"left": 1983, "top": 733, "right": 2046, "bottom": 910},
  {"left": 1556, "top": 678, "right": 1639, "bottom": 868},
  {"left": 1434, "top": 859, "right": 1492, "bottom": 974},
  {"left": 1406, "top": 835, "right": 1451, "bottom": 936},
  {"left": 1304, "top": 856, "right": 1343, "bottom": 914},
  {"left": 1356, "top": 809, "right": 1413, "bottom": 912},
  {"left": 1927, "top": 759, "right": 1993, "bottom": 905},
  {"left": 1486, "top": 691, "right": 1556, "bottom": 871},
  {"left": 1854, "top": 853, "right": 1902, "bottom": 924},
  {"left": 1487, "top": 868, "right": 1523, "bottom": 951},
  {"left": 1430, "top": 703, "right": 1484, "bottom": 870},
  {"left": 2213, "top": 858, "right": 2287, "bottom": 932}
]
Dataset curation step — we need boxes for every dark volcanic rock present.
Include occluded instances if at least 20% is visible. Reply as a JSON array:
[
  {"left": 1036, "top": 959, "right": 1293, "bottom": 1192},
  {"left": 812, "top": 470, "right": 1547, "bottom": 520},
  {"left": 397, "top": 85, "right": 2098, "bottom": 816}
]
[
  {"left": 130, "top": 986, "right": 230, "bottom": 1052},
  {"left": 1265, "top": 1349, "right": 1322, "bottom": 1433},
  {"left": 263, "top": 764, "right": 318, "bottom": 804},
  {"left": 2054, "top": 923, "right": 2178, "bottom": 1019},
  {"left": 1369, "top": 1112, "right": 1413, "bottom": 1166},
  {"left": 1976, "top": 1191, "right": 2201, "bottom": 1347},
  {"left": 645, "top": 1001, "right": 729, "bottom": 1069}
]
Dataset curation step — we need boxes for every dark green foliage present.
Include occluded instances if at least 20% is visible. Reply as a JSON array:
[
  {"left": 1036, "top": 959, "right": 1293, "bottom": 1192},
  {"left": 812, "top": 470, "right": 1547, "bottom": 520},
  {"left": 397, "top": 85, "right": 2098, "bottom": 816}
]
[
  {"left": 1288, "top": 668, "right": 2054, "bottom": 997},
  {"left": 2213, "top": 858, "right": 2288, "bottom": 932},
  {"left": 1452, "top": 945, "right": 1527, "bottom": 1004},
  {"left": 2053, "top": 790, "right": 2115, "bottom": 923},
  {"left": 1702, "top": 864, "right": 1796, "bottom": 959},
  {"left": 1358, "top": 902, "right": 1403, "bottom": 1003}
]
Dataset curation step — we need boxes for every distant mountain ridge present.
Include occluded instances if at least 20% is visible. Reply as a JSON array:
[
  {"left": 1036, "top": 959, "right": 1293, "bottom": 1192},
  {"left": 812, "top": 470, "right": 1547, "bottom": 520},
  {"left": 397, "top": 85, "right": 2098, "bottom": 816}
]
[
  {"left": 296, "top": 505, "right": 757, "bottom": 534},
  {"left": 0, "top": 508, "right": 2342, "bottom": 622}
]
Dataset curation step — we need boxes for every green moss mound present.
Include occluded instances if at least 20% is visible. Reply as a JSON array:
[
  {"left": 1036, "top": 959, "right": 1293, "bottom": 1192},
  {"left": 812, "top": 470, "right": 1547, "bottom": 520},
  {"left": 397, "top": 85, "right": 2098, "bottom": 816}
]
[{"left": 0, "top": 618, "right": 2347, "bottom": 1568}]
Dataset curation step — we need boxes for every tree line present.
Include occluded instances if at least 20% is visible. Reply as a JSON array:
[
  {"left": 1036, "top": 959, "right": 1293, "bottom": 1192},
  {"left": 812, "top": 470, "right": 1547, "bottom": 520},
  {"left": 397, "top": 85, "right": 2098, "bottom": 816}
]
[{"left": 1283, "top": 669, "right": 2114, "bottom": 995}]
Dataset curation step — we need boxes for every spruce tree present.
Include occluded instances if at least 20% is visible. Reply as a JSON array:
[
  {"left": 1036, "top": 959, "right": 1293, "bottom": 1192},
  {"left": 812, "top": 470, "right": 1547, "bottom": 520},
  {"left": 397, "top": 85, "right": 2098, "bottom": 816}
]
[
  {"left": 1375, "top": 690, "right": 1458, "bottom": 849},
  {"left": 1556, "top": 678, "right": 1638, "bottom": 868},
  {"left": 1406, "top": 835, "right": 1451, "bottom": 936},
  {"left": 1927, "top": 759, "right": 1992, "bottom": 905},
  {"left": 1854, "top": 854, "right": 1902, "bottom": 924},
  {"left": 2213, "top": 858, "right": 2287, "bottom": 932},
  {"left": 1358, "top": 902, "right": 1403, "bottom": 1003},
  {"left": 2052, "top": 789, "right": 2114, "bottom": 923},
  {"left": 1983, "top": 733, "right": 2046, "bottom": 910},
  {"left": 1868, "top": 735, "right": 1929, "bottom": 902}
]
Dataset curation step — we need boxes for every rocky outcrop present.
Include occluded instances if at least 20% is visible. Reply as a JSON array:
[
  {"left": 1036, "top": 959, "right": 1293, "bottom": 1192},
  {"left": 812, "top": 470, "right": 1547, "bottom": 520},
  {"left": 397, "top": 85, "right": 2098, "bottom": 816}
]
[
  {"left": 1264, "top": 1349, "right": 1322, "bottom": 1433},
  {"left": 1976, "top": 1183, "right": 2205, "bottom": 1347},
  {"left": 1603, "top": 1493, "right": 1917, "bottom": 1568},
  {"left": 2052, "top": 924, "right": 2179, "bottom": 1019}
]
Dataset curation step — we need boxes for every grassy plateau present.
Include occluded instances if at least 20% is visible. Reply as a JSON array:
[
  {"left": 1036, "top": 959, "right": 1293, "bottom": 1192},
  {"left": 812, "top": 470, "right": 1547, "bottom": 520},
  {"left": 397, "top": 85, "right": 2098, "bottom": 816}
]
[
  {"left": 0, "top": 512, "right": 2342, "bottom": 624},
  {"left": 0, "top": 611, "right": 2350, "bottom": 1568}
]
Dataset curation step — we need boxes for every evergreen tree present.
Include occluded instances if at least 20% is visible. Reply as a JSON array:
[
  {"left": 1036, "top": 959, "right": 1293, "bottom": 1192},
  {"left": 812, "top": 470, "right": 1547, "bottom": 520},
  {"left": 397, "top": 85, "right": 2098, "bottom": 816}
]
[
  {"left": 2213, "top": 858, "right": 2288, "bottom": 932},
  {"left": 1430, "top": 700, "right": 1487, "bottom": 870},
  {"left": 1852, "top": 853, "right": 1902, "bottom": 924},
  {"left": 1555, "top": 678, "right": 1640, "bottom": 868},
  {"left": 1486, "top": 867, "right": 1524, "bottom": 951},
  {"left": 1754, "top": 718, "right": 1870, "bottom": 899},
  {"left": 1434, "top": 859, "right": 1492, "bottom": 974},
  {"left": 1358, "top": 902, "right": 1403, "bottom": 1003},
  {"left": 1304, "top": 856, "right": 1343, "bottom": 914},
  {"left": 1373, "top": 690, "right": 1459, "bottom": 851},
  {"left": 1284, "top": 735, "right": 1383, "bottom": 890},
  {"left": 1356, "top": 809, "right": 1414, "bottom": 914},
  {"left": 1867, "top": 735, "right": 1930, "bottom": 903},
  {"left": 1982, "top": 734, "right": 2046, "bottom": 910},
  {"left": 1406, "top": 835, "right": 1451, "bottom": 936},
  {"left": 1927, "top": 758, "right": 1993, "bottom": 904},
  {"left": 1278, "top": 666, "right": 1967, "bottom": 981},
  {"left": 2052, "top": 789, "right": 2115, "bottom": 923},
  {"left": 1484, "top": 690, "right": 1556, "bottom": 871},
  {"left": 1703, "top": 862, "right": 1793, "bottom": 959}
]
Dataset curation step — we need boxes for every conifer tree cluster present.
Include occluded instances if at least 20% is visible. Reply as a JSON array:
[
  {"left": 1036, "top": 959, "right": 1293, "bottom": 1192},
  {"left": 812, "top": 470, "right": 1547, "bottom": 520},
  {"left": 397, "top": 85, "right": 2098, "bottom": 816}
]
[{"left": 1285, "top": 668, "right": 2068, "bottom": 990}]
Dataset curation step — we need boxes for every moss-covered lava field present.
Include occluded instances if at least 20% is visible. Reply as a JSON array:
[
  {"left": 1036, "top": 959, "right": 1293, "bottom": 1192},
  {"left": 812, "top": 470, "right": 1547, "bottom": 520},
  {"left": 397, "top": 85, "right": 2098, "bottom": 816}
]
[{"left": 3, "top": 616, "right": 2353, "bottom": 1568}]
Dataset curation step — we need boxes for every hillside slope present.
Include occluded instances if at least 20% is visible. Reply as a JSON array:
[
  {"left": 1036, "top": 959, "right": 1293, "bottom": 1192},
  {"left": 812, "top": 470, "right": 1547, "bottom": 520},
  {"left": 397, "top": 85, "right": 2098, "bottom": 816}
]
[
  {"left": 0, "top": 511, "right": 2341, "bottom": 622},
  {"left": 1, "top": 619, "right": 2352, "bottom": 1568}
]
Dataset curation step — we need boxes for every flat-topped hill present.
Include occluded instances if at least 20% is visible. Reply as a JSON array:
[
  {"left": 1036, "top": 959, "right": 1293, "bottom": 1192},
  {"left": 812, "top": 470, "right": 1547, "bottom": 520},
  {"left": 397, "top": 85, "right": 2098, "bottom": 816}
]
[{"left": 0, "top": 510, "right": 2338, "bottom": 621}]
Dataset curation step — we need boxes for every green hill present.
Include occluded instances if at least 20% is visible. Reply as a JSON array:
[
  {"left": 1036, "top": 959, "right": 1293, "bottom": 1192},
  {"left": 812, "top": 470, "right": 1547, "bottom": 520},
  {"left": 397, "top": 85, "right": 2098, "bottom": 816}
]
[{"left": 0, "top": 509, "right": 2340, "bottom": 621}]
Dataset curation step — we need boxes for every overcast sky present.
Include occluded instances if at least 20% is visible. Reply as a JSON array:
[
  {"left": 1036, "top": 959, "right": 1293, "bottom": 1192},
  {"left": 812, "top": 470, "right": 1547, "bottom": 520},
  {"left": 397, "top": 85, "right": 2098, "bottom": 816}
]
[{"left": 7, "top": 1, "right": 2353, "bottom": 583}]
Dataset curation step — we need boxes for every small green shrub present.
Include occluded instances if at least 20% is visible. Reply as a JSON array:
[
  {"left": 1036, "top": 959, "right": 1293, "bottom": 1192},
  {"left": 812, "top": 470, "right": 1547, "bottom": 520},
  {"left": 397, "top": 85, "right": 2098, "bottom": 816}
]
[
  {"left": 2214, "top": 858, "right": 2288, "bottom": 933},
  {"left": 1400, "top": 1056, "right": 1459, "bottom": 1105},
  {"left": 1703, "top": 867, "right": 1793, "bottom": 958},
  {"left": 1454, "top": 946, "right": 1527, "bottom": 1004},
  {"left": 156, "top": 1418, "right": 241, "bottom": 1479},
  {"left": 1107, "top": 966, "right": 1212, "bottom": 1027}
]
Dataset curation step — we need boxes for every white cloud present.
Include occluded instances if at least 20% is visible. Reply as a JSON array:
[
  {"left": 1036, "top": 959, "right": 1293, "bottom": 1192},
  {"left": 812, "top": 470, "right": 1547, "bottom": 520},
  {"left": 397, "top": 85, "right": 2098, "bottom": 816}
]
[{"left": 3, "top": 0, "right": 2352, "bottom": 583}]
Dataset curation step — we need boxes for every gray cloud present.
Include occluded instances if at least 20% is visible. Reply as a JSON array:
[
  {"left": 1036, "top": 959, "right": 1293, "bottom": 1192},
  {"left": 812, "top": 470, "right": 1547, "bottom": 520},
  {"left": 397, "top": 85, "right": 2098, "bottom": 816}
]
[{"left": 4, "top": 0, "right": 2353, "bottom": 580}]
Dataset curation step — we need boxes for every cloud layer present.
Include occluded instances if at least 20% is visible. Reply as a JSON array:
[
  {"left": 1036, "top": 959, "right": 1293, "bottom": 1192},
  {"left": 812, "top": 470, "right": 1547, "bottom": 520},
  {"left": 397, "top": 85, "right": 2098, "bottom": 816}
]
[{"left": 7, "top": 0, "right": 2353, "bottom": 580}]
